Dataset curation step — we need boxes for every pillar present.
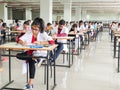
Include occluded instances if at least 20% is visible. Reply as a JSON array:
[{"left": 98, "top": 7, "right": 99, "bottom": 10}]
[
  {"left": 0, "top": 3, "right": 8, "bottom": 22},
  {"left": 40, "top": 0, "right": 53, "bottom": 24},
  {"left": 64, "top": 3, "right": 72, "bottom": 22},
  {"left": 25, "top": 8, "right": 32, "bottom": 20},
  {"left": 75, "top": 7, "right": 81, "bottom": 21}
]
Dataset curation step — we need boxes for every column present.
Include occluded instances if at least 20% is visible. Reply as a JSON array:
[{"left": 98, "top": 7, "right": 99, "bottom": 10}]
[
  {"left": 82, "top": 10, "right": 87, "bottom": 21},
  {"left": 40, "top": 0, "right": 53, "bottom": 24},
  {"left": 25, "top": 8, "right": 32, "bottom": 20},
  {"left": 64, "top": 3, "right": 72, "bottom": 22},
  {"left": 0, "top": 3, "right": 8, "bottom": 22},
  {"left": 75, "top": 7, "right": 81, "bottom": 21}
]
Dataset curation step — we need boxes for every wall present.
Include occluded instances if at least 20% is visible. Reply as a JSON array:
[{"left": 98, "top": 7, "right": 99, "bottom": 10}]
[
  {"left": 12, "top": 9, "right": 25, "bottom": 20},
  {"left": 85, "top": 12, "right": 119, "bottom": 21},
  {"left": 6, "top": 9, "right": 120, "bottom": 23},
  {"left": 32, "top": 10, "right": 40, "bottom": 20}
]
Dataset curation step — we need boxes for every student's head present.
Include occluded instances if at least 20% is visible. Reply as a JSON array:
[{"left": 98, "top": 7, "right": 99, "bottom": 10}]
[
  {"left": 23, "top": 21, "right": 29, "bottom": 29},
  {"left": 118, "top": 23, "right": 120, "bottom": 27},
  {"left": 15, "top": 19, "right": 19, "bottom": 23},
  {"left": 0, "top": 19, "right": 3, "bottom": 23},
  {"left": 31, "top": 17, "right": 45, "bottom": 35},
  {"left": 46, "top": 23, "right": 52, "bottom": 30},
  {"left": 55, "top": 21, "right": 58, "bottom": 25},
  {"left": 2, "top": 23, "right": 7, "bottom": 28},
  {"left": 27, "top": 20, "right": 31, "bottom": 25},
  {"left": 79, "top": 20, "right": 83, "bottom": 26},
  {"left": 72, "top": 23, "right": 77, "bottom": 29},
  {"left": 47, "top": 22, "right": 52, "bottom": 26},
  {"left": 58, "top": 19, "right": 65, "bottom": 29}
]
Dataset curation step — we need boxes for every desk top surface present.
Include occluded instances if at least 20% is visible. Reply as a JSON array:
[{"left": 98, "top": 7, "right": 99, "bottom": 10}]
[
  {"left": 52, "top": 36, "right": 74, "bottom": 40},
  {"left": 118, "top": 39, "right": 120, "bottom": 42},
  {"left": 0, "top": 42, "right": 58, "bottom": 51},
  {"left": 115, "top": 34, "right": 120, "bottom": 37},
  {"left": 0, "top": 34, "right": 4, "bottom": 37},
  {"left": 68, "top": 31, "right": 83, "bottom": 35},
  {"left": 6, "top": 30, "right": 25, "bottom": 33},
  {"left": 114, "top": 31, "right": 120, "bottom": 34}
]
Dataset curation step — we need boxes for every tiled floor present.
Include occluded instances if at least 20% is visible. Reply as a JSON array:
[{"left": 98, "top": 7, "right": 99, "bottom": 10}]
[{"left": 1, "top": 29, "right": 120, "bottom": 90}]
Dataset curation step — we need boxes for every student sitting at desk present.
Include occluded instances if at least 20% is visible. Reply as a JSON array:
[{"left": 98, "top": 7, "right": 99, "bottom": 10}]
[
  {"left": 0, "top": 19, "right": 3, "bottom": 30},
  {"left": 45, "top": 22, "right": 53, "bottom": 35},
  {"left": 16, "top": 17, "right": 54, "bottom": 90},
  {"left": 69, "top": 23, "right": 79, "bottom": 54},
  {"left": 16, "top": 21, "right": 31, "bottom": 43},
  {"left": 51, "top": 19, "right": 68, "bottom": 61},
  {"left": 1, "top": 23, "right": 8, "bottom": 44},
  {"left": 77, "top": 20, "right": 85, "bottom": 45}
]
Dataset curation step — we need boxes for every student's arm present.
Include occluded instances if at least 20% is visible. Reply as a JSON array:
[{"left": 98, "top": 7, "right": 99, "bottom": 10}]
[
  {"left": 18, "top": 40, "right": 27, "bottom": 46},
  {"left": 57, "top": 27, "right": 68, "bottom": 37},
  {"left": 57, "top": 33, "right": 67, "bottom": 37},
  {"left": 34, "top": 41, "right": 49, "bottom": 45},
  {"left": 16, "top": 29, "right": 26, "bottom": 33}
]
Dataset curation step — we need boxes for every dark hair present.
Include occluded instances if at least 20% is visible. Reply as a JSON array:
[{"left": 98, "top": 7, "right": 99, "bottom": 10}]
[
  {"left": 118, "top": 23, "right": 120, "bottom": 26},
  {"left": 59, "top": 19, "right": 65, "bottom": 25},
  {"left": 31, "top": 17, "right": 45, "bottom": 33},
  {"left": 79, "top": 20, "right": 83, "bottom": 24},
  {"left": 55, "top": 21, "right": 58, "bottom": 25},
  {"left": 72, "top": 23, "right": 77, "bottom": 28},
  {"left": 15, "top": 19, "right": 19, "bottom": 23},
  {"left": 2, "top": 23, "right": 7, "bottom": 27},
  {"left": 23, "top": 21, "right": 29, "bottom": 25},
  {"left": 47, "top": 22, "right": 52, "bottom": 26}
]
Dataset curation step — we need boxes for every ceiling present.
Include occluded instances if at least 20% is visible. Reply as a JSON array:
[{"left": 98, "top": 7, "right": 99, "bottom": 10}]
[{"left": 0, "top": 0, "right": 120, "bottom": 14}]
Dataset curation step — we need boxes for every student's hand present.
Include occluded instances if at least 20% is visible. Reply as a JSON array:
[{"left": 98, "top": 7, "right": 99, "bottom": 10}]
[
  {"left": 22, "top": 30, "right": 26, "bottom": 33},
  {"left": 33, "top": 41, "right": 40, "bottom": 45},
  {"left": 52, "top": 34, "right": 56, "bottom": 38},
  {"left": 18, "top": 40, "right": 27, "bottom": 46},
  {"left": 22, "top": 41, "right": 27, "bottom": 45}
]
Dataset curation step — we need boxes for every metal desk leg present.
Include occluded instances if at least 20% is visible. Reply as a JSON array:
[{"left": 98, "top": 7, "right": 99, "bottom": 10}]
[
  {"left": 114, "top": 36, "right": 116, "bottom": 58},
  {"left": 52, "top": 49, "right": 57, "bottom": 90},
  {"left": 47, "top": 51, "right": 49, "bottom": 90},
  {"left": 88, "top": 31, "right": 90, "bottom": 45},
  {"left": 78, "top": 37, "right": 80, "bottom": 55},
  {"left": 1, "top": 50, "right": 24, "bottom": 90},
  {"left": 111, "top": 30, "right": 113, "bottom": 42},
  {"left": 69, "top": 41, "right": 71, "bottom": 68},
  {"left": 118, "top": 42, "right": 120, "bottom": 72}
]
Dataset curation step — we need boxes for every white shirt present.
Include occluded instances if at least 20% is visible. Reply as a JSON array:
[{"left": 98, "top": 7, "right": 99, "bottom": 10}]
[
  {"left": 20, "top": 31, "right": 53, "bottom": 56},
  {"left": 77, "top": 25, "right": 85, "bottom": 32}
]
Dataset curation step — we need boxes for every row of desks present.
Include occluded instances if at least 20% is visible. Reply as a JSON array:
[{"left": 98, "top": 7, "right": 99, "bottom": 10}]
[
  {"left": 112, "top": 31, "right": 120, "bottom": 72},
  {"left": 0, "top": 30, "right": 90, "bottom": 90}
]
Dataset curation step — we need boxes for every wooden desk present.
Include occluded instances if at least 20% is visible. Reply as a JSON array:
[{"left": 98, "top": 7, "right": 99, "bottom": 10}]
[
  {"left": 0, "top": 42, "right": 58, "bottom": 90},
  {"left": 6, "top": 31, "right": 26, "bottom": 42},
  {"left": 68, "top": 31, "right": 83, "bottom": 35},
  {"left": 114, "top": 31, "right": 120, "bottom": 34},
  {"left": 6, "top": 31, "right": 25, "bottom": 33},
  {"left": 52, "top": 36, "right": 74, "bottom": 68}
]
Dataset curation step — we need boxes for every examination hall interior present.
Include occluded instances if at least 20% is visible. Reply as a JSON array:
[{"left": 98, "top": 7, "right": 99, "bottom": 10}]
[{"left": 0, "top": 0, "right": 120, "bottom": 90}]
